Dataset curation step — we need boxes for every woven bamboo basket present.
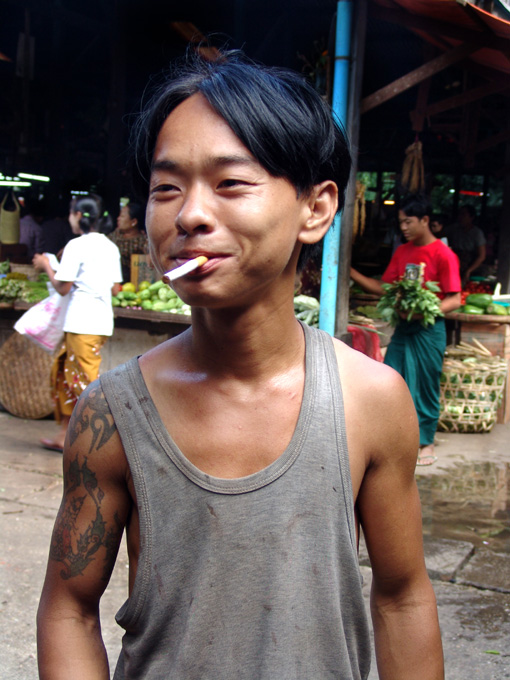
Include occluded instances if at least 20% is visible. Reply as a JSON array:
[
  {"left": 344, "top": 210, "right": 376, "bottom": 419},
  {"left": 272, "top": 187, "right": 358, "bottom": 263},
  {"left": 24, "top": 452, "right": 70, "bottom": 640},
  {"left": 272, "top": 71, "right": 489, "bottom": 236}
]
[
  {"left": 0, "top": 332, "right": 54, "bottom": 419},
  {"left": 438, "top": 347, "right": 507, "bottom": 433}
]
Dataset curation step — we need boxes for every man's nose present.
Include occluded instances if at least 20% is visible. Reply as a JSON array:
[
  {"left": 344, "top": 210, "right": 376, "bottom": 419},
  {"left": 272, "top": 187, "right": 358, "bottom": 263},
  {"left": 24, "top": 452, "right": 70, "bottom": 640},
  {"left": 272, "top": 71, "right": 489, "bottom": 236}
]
[{"left": 176, "top": 186, "right": 215, "bottom": 235}]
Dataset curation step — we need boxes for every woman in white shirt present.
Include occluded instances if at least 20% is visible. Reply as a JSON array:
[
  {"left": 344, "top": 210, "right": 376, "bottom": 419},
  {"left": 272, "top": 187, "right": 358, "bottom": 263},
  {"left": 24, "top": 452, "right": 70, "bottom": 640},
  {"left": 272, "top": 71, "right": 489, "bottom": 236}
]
[{"left": 33, "top": 194, "right": 122, "bottom": 452}]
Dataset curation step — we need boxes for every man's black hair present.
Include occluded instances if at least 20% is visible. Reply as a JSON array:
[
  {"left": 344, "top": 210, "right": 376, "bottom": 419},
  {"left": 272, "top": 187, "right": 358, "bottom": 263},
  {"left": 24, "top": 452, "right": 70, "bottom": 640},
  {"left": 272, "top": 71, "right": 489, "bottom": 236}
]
[
  {"left": 130, "top": 50, "right": 351, "bottom": 270},
  {"left": 399, "top": 194, "right": 432, "bottom": 221}
]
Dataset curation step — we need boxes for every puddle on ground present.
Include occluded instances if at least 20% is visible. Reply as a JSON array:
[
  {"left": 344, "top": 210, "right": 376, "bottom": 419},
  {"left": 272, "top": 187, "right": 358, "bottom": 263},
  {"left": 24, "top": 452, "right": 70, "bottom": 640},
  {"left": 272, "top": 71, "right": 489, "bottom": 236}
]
[{"left": 417, "top": 461, "right": 510, "bottom": 554}]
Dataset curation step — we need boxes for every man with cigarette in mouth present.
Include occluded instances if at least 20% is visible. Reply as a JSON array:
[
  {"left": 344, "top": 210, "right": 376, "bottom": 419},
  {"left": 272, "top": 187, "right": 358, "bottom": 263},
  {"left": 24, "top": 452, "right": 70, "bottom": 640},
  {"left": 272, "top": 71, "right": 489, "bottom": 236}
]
[{"left": 37, "top": 51, "right": 443, "bottom": 679}]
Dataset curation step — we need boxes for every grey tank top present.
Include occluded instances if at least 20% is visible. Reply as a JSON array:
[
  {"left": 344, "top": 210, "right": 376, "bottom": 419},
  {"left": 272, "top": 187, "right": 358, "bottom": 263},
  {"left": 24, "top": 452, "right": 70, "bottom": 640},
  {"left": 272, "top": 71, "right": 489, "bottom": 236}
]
[{"left": 101, "top": 323, "right": 371, "bottom": 680}]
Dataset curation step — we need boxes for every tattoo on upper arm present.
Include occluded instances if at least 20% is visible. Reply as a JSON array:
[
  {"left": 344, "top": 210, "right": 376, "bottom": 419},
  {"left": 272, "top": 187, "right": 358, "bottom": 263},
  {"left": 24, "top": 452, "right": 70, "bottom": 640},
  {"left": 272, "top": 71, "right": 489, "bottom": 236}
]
[
  {"left": 51, "top": 455, "right": 124, "bottom": 580},
  {"left": 68, "top": 383, "right": 117, "bottom": 454},
  {"left": 50, "top": 384, "right": 125, "bottom": 581}
]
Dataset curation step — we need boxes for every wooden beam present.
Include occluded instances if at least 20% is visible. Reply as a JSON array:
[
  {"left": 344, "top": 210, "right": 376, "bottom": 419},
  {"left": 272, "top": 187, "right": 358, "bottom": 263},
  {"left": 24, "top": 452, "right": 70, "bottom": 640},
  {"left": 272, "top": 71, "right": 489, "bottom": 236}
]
[
  {"left": 361, "top": 40, "right": 486, "bottom": 114},
  {"left": 370, "top": 1, "right": 510, "bottom": 55},
  {"left": 413, "top": 77, "right": 510, "bottom": 119},
  {"left": 475, "top": 126, "right": 510, "bottom": 153},
  {"left": 411, "top": 43, "right": 435, "bottom": 131}
]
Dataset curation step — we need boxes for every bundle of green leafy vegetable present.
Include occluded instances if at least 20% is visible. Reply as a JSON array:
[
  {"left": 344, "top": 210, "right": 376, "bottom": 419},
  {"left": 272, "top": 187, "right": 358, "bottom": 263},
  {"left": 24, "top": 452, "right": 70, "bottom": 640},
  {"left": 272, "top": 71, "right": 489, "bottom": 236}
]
[{"left": 377, "top": 278, "right": 443, "bottom": 327}]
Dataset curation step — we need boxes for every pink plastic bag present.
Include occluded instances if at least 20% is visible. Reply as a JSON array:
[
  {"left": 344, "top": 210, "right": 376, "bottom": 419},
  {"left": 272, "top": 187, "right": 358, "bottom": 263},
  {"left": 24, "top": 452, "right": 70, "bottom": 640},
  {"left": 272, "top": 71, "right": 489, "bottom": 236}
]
[{"left": 14, "top": 292, "right": 70, "bottom": 353}]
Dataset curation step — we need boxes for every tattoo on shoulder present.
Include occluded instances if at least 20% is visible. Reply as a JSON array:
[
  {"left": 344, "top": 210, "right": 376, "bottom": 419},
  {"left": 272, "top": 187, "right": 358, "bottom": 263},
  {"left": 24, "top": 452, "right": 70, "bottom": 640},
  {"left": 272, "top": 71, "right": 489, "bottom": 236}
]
[
  {"left": 68, "top": 383, "right": 117, "bottom": 454},
  {"left": 51, "top": 454, "right": 124, "bottom": 581}
]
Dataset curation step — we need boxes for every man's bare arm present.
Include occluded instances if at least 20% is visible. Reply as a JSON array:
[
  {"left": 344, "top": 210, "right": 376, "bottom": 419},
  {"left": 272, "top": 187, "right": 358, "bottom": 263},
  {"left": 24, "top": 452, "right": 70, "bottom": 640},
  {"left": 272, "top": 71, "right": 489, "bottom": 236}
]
[
  {"left": 352, "top": 362, "right": 443, "bottom": 679},
  {"left": 350, "top": 267, "right": 384, "bottom": 296},
  {"left": 37, "top": 381, "right": 131, "bottom": 680}
]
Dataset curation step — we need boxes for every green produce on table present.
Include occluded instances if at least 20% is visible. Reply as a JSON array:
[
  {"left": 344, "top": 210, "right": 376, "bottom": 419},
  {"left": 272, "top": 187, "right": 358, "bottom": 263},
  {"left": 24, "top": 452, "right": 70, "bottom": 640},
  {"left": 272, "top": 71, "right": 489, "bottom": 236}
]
[
  {"left": 0, "top": 259, "right": 10, "bottom": 274},
  {"left": 139, "top": 288, "right": 151, "bottom": 300},
  {"left": 141, "top": 300, "right": 153, "bottom": 310},
  {"left": 148, "top": 280, "right": 165, "bottom": 292},
  {"left": 20, "top": 281, "right": 50, "bottom": 303},
  {"left": 485, "top": 303, "right": 508, "bottom": 316},
  {"left": 355, "top": 305, "right": 383, "bottom": 319},
  {"left": 465, "top": 293, "right": 492, "bottom": 309},
  {"left": 158, "top": 285, "right": 177, "bottom": 302},
  {"left": 0, "top": 278, "right": 23, "bottom": 301},
  {"left": 293, "top": 294, "right": 320, "bottom": 327},
  {"left": 462, "top": 304, "right": 485, "bottom": 315},
  {"left": 112, "top": 296, "right": 120, "bottom": 307},
  {"left": 377, "top": 278, "right": 443, "bottom": 328}
]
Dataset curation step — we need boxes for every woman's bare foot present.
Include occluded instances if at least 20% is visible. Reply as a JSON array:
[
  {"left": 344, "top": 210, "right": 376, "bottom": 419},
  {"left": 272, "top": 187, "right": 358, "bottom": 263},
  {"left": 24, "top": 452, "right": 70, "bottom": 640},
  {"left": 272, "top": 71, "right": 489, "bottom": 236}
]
[{"left": 40, "top": 416, "right": 70, "bottom": 453}]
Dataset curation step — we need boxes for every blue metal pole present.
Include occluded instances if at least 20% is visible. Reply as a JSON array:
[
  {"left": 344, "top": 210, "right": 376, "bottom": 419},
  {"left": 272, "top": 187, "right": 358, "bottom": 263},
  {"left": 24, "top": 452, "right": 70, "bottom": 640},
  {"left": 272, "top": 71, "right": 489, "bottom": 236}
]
[{"left": 318, "top": 0, "right": 352, "bottom": 334}]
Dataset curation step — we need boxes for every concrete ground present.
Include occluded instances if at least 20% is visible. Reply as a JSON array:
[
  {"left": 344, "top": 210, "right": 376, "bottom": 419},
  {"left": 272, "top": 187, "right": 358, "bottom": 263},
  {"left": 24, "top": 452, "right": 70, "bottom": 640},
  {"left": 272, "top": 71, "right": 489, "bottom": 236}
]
[{"left": 1, "top": 411, "right": 509, "bottom": 679}]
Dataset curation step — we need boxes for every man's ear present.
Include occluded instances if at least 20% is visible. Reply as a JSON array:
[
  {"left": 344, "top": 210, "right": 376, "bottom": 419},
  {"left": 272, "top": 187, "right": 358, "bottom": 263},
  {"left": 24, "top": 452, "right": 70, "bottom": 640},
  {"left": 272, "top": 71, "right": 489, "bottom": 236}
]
[{"left": 298, "top": 181, "right": 338, "bottom": 245}]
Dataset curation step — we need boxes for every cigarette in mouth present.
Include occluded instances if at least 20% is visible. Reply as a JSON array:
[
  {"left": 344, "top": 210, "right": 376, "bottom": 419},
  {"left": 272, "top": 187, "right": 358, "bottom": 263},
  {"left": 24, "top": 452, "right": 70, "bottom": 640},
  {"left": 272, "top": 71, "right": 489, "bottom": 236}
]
[{"left": 162, "top": 256, "right": 208, "bottom": 284}]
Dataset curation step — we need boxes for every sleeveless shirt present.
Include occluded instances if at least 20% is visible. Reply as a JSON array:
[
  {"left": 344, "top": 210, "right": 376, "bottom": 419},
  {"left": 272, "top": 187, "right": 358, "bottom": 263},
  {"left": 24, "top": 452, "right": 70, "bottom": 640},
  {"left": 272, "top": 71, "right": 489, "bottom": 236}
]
[{"left": 100, "top": 323, "right": 371, "bottom": 679}]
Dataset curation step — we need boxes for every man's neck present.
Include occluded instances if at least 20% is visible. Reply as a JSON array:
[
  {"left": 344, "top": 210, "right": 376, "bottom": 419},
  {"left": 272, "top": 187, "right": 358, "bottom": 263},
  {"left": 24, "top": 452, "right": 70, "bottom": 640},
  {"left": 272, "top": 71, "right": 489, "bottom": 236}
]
[
  {"left": 188, "top": 300, "right": 305, "bottom": 382},
  {"left": 412, "top": 232, "right": 436, "bottom": 247}
]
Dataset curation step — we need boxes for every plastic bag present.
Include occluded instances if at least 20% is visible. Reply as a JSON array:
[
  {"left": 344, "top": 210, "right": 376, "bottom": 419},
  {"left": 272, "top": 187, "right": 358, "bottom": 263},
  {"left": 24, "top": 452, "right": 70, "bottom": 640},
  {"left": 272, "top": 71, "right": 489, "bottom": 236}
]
[{"left": 14, "top": 291, "right": 70, "bottom": 353}]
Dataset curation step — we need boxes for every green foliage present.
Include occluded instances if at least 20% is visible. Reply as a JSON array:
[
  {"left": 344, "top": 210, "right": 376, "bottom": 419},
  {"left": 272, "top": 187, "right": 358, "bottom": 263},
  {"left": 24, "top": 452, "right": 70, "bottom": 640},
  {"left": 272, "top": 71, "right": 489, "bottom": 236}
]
[{"left": 377, "top": 278, "right": 444, "bottom": 327}]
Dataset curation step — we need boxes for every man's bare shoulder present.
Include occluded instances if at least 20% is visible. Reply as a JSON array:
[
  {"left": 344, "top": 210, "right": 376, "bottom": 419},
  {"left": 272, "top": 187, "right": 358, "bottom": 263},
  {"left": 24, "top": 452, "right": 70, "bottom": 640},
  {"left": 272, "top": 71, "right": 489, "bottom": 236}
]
[
  {"left": 67, "top": 379, "right": 128, "bottom": 479},
  {"left": 331, "top": 337, "right": 419, "bottom": 469},
  {"left": 331, "top": 337, "right": 407, "bottom": 404}
]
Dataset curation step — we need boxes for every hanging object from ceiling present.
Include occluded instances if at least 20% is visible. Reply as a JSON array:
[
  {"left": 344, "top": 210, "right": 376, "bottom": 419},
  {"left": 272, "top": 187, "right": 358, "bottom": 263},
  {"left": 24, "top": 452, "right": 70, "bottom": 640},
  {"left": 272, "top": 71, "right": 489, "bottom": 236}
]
[{"left": 401, "top": 140, "right": 425, "bottom": 194}]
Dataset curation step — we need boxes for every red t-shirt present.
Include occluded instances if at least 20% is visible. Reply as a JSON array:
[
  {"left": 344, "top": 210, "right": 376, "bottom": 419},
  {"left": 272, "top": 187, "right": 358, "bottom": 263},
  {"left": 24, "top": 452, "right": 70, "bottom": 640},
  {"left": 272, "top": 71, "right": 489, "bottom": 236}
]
[{"left": 382, "top": 240, "right": 461, "bottom": 298}]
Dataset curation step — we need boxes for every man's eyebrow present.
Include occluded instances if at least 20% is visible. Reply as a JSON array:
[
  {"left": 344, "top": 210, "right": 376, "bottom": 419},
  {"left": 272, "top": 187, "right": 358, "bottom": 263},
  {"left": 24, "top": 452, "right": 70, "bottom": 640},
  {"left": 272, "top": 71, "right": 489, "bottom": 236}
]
[{"left": 151, "top": 155, "right": 258, "bottom": 173}]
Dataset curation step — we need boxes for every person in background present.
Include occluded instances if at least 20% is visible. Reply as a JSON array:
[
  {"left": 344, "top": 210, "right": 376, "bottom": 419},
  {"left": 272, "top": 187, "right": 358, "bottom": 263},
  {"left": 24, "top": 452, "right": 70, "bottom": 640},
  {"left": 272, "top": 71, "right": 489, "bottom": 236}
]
[
  {"left": 39, "top": 198, "right": 75, "bottom": 258},
  {"left": 37, "top": 52, "right": 443, "bottom": 680},
  {"left": 430, "top": 213, "right": 449, "bottom": 245},
  {"left": 32, "top": 194, "right": 122, "bottom": 452},
  {"left": 19, "top": 198, "right": 44, "bottom": 258},
  {"left": 351, "top": 194, "right": 461, "bottom": 466},
  {"left": 107, "top": 198, "right": 148, "bottom": 282},
  {"left": 448, "top": 204, "right": 486, "bottom": 287}
]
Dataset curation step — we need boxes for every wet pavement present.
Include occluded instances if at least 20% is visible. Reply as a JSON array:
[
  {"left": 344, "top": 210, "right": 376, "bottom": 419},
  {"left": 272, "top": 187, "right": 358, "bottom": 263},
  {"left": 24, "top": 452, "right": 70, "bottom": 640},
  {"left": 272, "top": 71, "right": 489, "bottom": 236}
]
[{"left": 1, "top": 411, "right": 509, "bottom": 679}]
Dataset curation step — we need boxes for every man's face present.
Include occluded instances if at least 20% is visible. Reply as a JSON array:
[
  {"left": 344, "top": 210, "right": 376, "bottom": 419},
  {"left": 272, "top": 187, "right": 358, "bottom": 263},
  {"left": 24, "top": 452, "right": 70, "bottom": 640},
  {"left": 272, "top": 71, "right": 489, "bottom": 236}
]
[
  {"left": 458, "top": 208, "right": 473, "bottom": 228},
  {"left": 398, "top": 210, "right": 429, "bottom": 243},
  {"left": 146, "top": 93, "right": 311, "bottom": 309}
]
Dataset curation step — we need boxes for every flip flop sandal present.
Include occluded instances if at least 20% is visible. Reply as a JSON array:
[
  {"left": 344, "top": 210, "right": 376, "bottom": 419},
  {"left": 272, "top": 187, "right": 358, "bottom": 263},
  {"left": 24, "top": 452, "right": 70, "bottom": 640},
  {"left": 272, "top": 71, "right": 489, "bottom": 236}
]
[
  {"left": 416, "top": 454, "right": 437, "bottom": 466},
  {"left": 40, "top": 439, "right": 64, "bottom": 454}
]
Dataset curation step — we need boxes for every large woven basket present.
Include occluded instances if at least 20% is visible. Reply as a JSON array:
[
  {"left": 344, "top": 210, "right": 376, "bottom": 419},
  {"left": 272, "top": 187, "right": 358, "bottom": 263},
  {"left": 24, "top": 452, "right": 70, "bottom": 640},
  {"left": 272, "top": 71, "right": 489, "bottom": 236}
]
[
  {"left": 438, "top": 347, "right": 507, "bottom": 433},
  {"left": 0, "top": 332, "right": 54, "bottom": 419}
]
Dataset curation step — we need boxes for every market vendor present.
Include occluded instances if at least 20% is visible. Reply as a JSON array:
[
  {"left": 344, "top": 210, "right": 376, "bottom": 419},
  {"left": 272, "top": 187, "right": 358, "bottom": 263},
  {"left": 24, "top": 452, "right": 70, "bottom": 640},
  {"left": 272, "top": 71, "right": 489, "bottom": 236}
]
[
  {"left": 350, "top": 194, "right": 461, "bottom": 466},
  {"left": 448, "top": 204, "right": 486, "bottom": 287},
  {"left": 108, "top": 198, "right": 148, "bottom": 282}
]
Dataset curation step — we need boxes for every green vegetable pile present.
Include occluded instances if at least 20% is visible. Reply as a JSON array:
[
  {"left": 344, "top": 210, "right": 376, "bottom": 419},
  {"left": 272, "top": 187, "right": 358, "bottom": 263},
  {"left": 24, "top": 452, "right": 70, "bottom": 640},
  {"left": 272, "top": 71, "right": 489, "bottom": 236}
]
[
  {"left": 0, "top": 274, "right": 50, "bottom": 304},
  {"left": 377, "top": 278, "right": 444, "bottom": 327},
  {"left": 459, "top": 293, "right": 508, "bottom": 316},
  {"left": 354, "top": 304, "right": 383, "bottom": 320},
  {"left": 112, "top": 280, "right": 191, "bottom": 315},
  {"left": 294, "top": 294, "right": 320, "bottom": 327}
]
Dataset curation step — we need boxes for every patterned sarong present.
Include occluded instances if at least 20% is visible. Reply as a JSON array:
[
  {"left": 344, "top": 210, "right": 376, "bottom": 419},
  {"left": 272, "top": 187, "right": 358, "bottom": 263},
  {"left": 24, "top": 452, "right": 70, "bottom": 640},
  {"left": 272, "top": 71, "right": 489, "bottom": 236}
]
[{"left": 51, "top": 332, "right": 107, "bottom": 421}]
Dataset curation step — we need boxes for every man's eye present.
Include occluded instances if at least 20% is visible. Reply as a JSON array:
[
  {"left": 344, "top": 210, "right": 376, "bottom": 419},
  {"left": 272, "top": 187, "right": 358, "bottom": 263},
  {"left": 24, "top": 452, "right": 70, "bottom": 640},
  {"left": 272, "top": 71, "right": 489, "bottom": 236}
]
[
  {"left": 218, "top": 179, "right": 246, "bottom": 188},
  {"left": 152, "top": 184, "right": 178, "bottom": 194}
]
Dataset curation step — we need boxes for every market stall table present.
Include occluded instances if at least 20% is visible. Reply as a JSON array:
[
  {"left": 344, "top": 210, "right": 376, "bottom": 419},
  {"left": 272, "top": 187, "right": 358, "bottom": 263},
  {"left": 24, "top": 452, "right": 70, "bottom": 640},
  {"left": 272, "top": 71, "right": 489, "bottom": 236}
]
[{"left": 0, "top": 303, "right": 191, "bottom": 419}]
